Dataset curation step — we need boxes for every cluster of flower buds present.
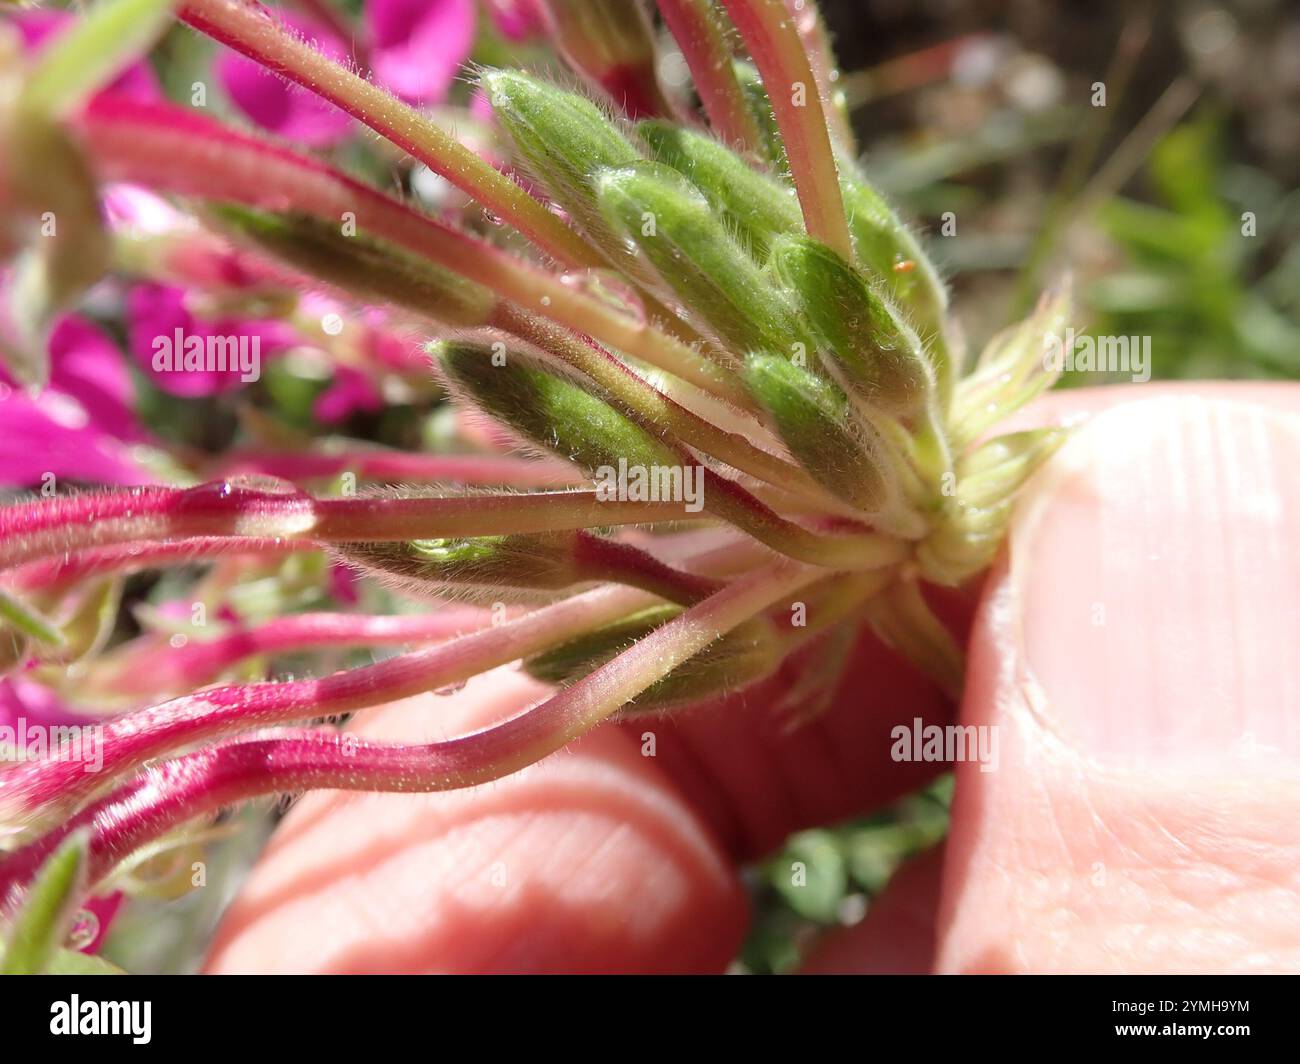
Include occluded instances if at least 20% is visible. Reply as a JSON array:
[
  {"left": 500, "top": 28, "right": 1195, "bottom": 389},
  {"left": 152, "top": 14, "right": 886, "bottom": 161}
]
[{"left": 0, "top": 0, "right": 1073, "bottom": 965}]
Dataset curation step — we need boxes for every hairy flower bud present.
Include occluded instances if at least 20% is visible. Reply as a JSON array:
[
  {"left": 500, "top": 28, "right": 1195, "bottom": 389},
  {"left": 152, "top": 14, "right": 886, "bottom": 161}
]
[
  {"left": 743, "top": 352, "right": 898, "bottom": 515},
  {"left": 432, "top": 340, "right": 680, "bottom": 474},
  {"left": 771, "top": 234, "right": 933, "bottom": 416},
  {"left": 336, "top": 533, "right": 585, "bottom": 602},
  {"left": 525, "top": 604, "right": 779, "bottom": 715},
  {"left": 212, "top": 205, "right": 496, "bottom": 327},
  {"left": 596, "top": 162, "right": 808, "bottom": 356},
  {"left": 956, "top": 428, "right": 1067, "bottom": 509},
  {"left": 480, "top": 69, "right": 644, "bottom": 274},
  {"left": 838, "top": 165, "right": 948, "bottom": 340},
  {"left": 636, "top": 119, "right": 801, "bottom": 258}
]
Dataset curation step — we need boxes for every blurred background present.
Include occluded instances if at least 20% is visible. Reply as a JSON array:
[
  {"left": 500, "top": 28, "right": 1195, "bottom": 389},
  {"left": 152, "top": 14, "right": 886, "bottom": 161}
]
[{"left": 6, "top": 0, "right": 1293, "bottom": 972}]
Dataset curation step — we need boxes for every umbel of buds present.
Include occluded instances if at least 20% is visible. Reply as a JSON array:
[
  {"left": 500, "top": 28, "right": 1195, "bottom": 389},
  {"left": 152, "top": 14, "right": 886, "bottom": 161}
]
[{"left": 0, "top": 0, "right": 1072, "bottom": 940}]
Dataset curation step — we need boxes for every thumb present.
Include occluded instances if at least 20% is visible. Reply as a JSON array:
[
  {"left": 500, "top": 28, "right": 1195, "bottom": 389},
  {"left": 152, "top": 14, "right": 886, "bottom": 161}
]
[{"left": 936, "top": 390, "right": 1300, "bottom": 973}]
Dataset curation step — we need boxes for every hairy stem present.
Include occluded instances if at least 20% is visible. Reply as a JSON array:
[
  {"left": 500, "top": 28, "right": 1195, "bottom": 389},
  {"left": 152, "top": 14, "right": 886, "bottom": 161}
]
[
  {"left": 657, "top": 0, "right": 764, "bottom": 153},
  {"left": 0, "top": 584, "right": 662, "bottom": 826},
  {"left": 79, "top": 96, "right": 746, "bottom": 406},
  {"left": 178, "top": 0, "right": 597, "bottom": 268},
  {"left": 719, "top": 0, "right": 852, "bottom": 258},
  {"left": 0, "top": 560, "right": 819, "bottom": 890}
]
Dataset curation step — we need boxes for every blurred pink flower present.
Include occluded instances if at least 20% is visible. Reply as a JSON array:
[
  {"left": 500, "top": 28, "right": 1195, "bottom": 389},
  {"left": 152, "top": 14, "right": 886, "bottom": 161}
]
[
  {"left": 11, "top": 9, "right": 159, "bottom": 101},
  {"left": 216, "top": 11, "right": 356, "bottom": 147},
  {"left": 126, "top": 284, "right": 297, "bottom": 399},
  {"left": 484, "top": 0, "right": 546, "bottom": 42},
  {"left": 218, "top": 1, "right": 476, "bottom": 146},
  {"left": 313, "top": 364, "right": 384, "bottom": 424},
  {"left": 0, "top": 316, "right": 153, "bottom": 488},
  {"left": 368, "top": 0, "right": 476, "bottom": 104}
]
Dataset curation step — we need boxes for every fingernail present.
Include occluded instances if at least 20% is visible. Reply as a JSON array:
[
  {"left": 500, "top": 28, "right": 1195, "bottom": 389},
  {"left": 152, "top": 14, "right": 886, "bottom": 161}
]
[{"left": 1008, "top": 395, "right": 1300, "bottom": 770}]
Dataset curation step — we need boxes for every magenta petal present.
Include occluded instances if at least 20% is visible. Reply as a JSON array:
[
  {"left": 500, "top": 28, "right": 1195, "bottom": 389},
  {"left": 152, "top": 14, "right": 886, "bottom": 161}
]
[
  {"left": 366, "top": 0, "right": 475, "bottom": 104},
  {"left": 13, "top": 10, "right": 160, "bottom": 100},
  {"left": 0, "top": 395, "right": 152, "bottom": 488},
  {"left": 127, "top": 284, "right": 295, "bottom": 398},
  {"left": 47, "top": 317, "right": 147, "bottom": 443},
  {"left": 216, "top": 13, "right": 354, "bottom": 147},
  {"left": 313, "top": 365, "right": 383, "bottom": 424},
  {"left": 484, "top": 0, "right": 546, "bottom": 42}
]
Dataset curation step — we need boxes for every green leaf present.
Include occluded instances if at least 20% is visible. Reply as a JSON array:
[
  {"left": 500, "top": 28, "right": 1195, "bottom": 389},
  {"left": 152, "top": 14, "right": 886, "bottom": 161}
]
[
  {"left": 0, "top": 828, "right": 91, "bottom": 975},
  {"left": 19, "top": 0, "right": 177, "bottom": 121}
]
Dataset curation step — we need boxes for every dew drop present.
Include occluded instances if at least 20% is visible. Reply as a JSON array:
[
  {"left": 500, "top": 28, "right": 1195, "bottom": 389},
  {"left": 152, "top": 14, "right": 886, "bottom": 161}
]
[{"left": 65, "top": 909, "right": 99, "bottom": 951}]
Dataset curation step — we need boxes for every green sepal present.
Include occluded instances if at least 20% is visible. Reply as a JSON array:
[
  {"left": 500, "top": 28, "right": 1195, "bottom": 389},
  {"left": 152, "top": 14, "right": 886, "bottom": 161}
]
[
  {"left": 636, "top": 119, "right": 801, "bottom": 259},
  {"left": 957, "top": 428, "right": 1067, "bottom": 509},
  {"left": 743, "top": 352, "right": 896, "bottom": 515},
  {"left": 771, "top": 235, "right": 933, "bottom": 416},
  {"left": 335, "top": 532, "right": 584, "bottom": 602},
  {"left": 432, "top": 340, "right": 679, "bottom": 474},
  {"left": 210, "top": 205, "right": 495, "bottom": 327},
  {"left": 0, "top": 828, "right": 90, "bottom": 975},
  {"left": 595, "top": 162, "right": 809, "bottom": 356},
  {"left": 732, "top": 60, "right": 788, "bottom": 171},
  {"left": 524, "top": 605, "right": 779, "bottom": 715}
]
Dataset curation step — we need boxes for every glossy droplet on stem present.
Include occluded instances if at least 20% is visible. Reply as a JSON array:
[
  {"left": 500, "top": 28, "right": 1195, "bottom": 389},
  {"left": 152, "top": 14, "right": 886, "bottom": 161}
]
[{"left": 64, "top": 908, "right": 99, "bottom": 951}]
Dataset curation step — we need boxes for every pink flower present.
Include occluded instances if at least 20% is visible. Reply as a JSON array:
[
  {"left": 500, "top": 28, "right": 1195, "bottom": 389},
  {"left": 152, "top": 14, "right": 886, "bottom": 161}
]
[
  {"left": 367, "top": 0, "right": 476, "bottom": 105},
  {"left": 11, "top": 9, "right": 159, "bottom": 101},
  {"left": 216, "top": 12, "right": 356, "bottom": 147},
  {"left": 0, "top": 316, "right": 153, "bottom": 488},
  {"left": 217, "top": 1, "right": 476, "bottom": 147},
  {"left": 126, "top": 284, "right": 297, "bottom": 399},
  {"left": 483, "top": 0, "right": 546, "bottom": 42},
  {"left": 313, "top": 364, "right": 384, "bottom": 424}
]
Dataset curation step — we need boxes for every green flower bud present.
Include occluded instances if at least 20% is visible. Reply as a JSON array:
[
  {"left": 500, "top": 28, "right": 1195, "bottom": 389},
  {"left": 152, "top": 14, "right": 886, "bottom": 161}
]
[
  {"left": 771, "top": 235, "right": 933, "bottom": 416},
  {"left": 336, "top": 532, "right": 585, "bottom": 602},
  {"left": 525, "top": 604, "right": 779, "bottom": 715},
  {"left": 838, "top": 166, "right": 948, "bottom": 336},
  {"left": 433, "top": 340, "right": 679, "bottom": 474},
  {"left": 636, "top": 120, "right": 801, "bottom": 258},
  {"left": 480, "top": 69, "right": 643, "bottom": 274},
  {"left": 732, "top": 60, "right": 788, "bottom": 171},
  {"left": 210, "top": 205, "right": 495, "bottom": 327},
  {"left": 743, "top": 353, "right": 896, "bottom": 514},
  {"left": 595, "top": 162, "right": 808, "bottom": 356}
]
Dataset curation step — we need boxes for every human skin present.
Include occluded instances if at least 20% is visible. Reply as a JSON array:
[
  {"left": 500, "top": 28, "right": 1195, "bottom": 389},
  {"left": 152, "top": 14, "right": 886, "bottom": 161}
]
[{"left": 203, "top": 383, "right": 1300, "bottom": 974}]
